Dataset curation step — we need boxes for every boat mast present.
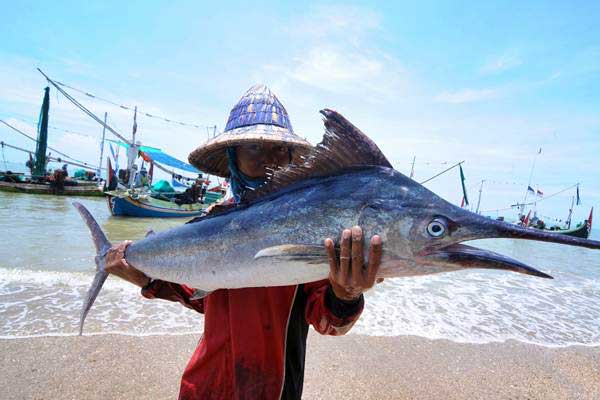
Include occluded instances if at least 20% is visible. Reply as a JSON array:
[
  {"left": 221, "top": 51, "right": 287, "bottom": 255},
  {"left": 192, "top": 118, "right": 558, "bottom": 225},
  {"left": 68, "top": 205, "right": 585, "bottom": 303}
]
[
  {"left": 97, "top": 112, "right": 107, "bottom": 179},
  {"left": 520, "top": 147, "right": 542, "bottom": 217},
  {"left": 127, "top": 106, "right": 138, "bottom": 188},
  {"left": 565, "top": 196, "right": 575, "bottom": 229},
  {"left": 33, "top": 87, "right": 50, "bottom": 179},
  {"left": 475, "top": 179, "right": 485, "bottom": 214}
]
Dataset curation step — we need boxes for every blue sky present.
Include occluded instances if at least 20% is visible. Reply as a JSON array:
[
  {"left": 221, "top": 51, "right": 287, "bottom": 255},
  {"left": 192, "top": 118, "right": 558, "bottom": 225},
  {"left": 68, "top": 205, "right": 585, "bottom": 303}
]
[{"left": 0, "top": 1, "right": 598, "bottom": 223}]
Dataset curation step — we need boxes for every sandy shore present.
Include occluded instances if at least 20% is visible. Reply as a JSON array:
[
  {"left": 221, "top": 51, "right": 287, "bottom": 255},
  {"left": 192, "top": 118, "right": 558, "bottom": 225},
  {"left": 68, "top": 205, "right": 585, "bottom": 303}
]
[{"left": 1, "top": 332, "right": 599, "bottom": 400}]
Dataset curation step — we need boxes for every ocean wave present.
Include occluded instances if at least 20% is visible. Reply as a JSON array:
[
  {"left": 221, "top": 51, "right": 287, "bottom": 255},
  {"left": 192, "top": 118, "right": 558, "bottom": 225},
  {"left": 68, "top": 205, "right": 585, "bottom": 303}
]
[
  {"left": 1, "top": 267, "right": 599, "bottom": 347},
  {"left": 354, "top": 273, "right": 600, "bottom": 347}
]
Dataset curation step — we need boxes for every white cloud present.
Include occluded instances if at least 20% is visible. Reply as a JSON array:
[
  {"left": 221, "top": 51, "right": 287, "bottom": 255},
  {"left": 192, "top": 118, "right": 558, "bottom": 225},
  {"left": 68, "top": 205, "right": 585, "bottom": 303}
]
[
  {"left": 262, "top": 6, "right": 410, "bottom": 103},
  {"left": 288, "top": 47, "right": 382, "bottom": 90}
]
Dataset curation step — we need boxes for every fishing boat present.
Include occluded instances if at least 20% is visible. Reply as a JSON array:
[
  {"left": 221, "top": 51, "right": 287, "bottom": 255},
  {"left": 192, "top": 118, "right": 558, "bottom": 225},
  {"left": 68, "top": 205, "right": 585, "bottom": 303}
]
[
  {"left": 106, "top": 189, "right": 206, "bottom": 218},
  {"left": 104, "top": 140, "right": 223, "bottom": 218},
  {"left": 0, "top": 178, "right": 104, "bottom": 197},
  {"left": 0, "top": 87, "right": 105, "bottom": 197},
  {"left": 536, "top": 207, "right": 593, "bottom": 239}
]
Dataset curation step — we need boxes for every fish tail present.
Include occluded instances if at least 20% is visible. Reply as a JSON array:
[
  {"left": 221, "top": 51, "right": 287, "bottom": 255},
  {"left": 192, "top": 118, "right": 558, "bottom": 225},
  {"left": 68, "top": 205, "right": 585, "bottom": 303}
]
[{"left": 72, "top": 202, "right": 112, "bottom": 336}]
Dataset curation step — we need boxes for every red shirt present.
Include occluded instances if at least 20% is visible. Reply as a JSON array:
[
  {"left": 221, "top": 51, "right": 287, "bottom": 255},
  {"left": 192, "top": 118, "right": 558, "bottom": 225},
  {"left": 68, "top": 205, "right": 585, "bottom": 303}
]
[{"left": 142, "top": 280, "right": 363, "bottom": 400}]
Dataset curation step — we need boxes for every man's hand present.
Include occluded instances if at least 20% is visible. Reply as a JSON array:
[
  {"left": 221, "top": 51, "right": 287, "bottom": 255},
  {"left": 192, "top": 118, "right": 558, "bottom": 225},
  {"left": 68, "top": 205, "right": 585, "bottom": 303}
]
[
  {"left": 325, "top": 226, "right": 383, "bottom": 301},
  {"left": 105, "top": 240, "right": 151, "bottom": 288}
]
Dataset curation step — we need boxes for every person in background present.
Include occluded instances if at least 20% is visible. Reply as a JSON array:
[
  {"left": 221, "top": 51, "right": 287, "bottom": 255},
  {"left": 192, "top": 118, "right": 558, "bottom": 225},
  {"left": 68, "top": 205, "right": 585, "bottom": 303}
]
[{"left": 105, "top": 85, "right": 383, "bottom": 400}]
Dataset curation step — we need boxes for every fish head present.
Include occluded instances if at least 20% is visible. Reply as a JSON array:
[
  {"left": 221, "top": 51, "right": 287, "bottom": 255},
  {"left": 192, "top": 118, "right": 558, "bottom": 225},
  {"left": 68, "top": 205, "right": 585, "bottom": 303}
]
[{"left": 366, "top": 169, "right": 600, "bottom": 279}]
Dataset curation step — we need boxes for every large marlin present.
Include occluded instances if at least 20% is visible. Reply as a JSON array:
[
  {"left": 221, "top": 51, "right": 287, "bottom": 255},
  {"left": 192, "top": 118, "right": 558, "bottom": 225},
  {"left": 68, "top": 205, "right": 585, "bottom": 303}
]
[{"left": 75, "top": 109, "right": 600, "bottom": 334}]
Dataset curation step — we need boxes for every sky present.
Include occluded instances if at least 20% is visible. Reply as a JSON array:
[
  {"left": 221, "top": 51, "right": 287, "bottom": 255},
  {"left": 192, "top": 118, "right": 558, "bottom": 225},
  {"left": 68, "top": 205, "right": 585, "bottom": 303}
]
[{"left": 0, "top": 1, "right": 598, "bottom": 224}]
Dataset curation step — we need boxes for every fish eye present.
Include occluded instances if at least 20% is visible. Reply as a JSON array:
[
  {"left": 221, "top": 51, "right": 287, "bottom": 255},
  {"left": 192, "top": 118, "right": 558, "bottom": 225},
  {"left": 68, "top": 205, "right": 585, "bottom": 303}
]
[{"left": 427, "top": 218, "right": 447, "bottom": 238}]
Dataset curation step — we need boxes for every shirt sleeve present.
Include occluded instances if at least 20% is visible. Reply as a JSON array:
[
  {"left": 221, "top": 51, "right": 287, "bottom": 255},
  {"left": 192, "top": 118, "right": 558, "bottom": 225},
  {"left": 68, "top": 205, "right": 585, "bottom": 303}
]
[
  {"left": 141, "top": 279, "right": 205, "bottom": 314},
  {"left": 303, "top": 279, "right": 364, "bottom": 336}
]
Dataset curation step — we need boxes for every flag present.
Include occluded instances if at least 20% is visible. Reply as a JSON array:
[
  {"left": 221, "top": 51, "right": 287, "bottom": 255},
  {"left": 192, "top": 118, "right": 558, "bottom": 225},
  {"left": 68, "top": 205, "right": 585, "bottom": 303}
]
[
  {"left": 139, "top": 150, "right": 151, "bottom": 163},
  {"left": 106, "top": 157, "right": 118, "bottom": 191},
  {"left": 588, "top": 208, "right": 593, "bottom": 231},
  {"left": 459, "top": 164, "right": 469, "bottom": 206},
  {"left": 576, "top": 185, "right": 581, "bottom": 205},
  {"left": 536, "top": 189, "right": 544, "bottom": 197},
  {"left": 523, "top": 210, "right": 531, "bottom": 227},
  {"left": 527, "top": 186, "right": 535, "bottom": 194},
  {"left": 460, "top": 196, "right": 465, "bottom": 208},
  {"left": 109, "top": 143, "right": 119, "bottom": 167}
]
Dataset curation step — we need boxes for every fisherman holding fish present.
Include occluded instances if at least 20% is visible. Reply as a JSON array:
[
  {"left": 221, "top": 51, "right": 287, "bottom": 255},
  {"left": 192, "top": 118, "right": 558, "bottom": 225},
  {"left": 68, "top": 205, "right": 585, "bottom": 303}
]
[
  {"left": 104, "top": 85, "right": 383, "bottom": 400},
  {"left": 75, "top": 84, "right": 600, "bottom": 399}
]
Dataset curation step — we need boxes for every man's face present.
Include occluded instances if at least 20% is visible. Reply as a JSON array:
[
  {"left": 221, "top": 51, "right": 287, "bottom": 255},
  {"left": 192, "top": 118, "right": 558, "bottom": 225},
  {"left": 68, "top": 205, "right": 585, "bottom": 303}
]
[{"left": 235, "top": 143, "right": 291, "bottom": 178}]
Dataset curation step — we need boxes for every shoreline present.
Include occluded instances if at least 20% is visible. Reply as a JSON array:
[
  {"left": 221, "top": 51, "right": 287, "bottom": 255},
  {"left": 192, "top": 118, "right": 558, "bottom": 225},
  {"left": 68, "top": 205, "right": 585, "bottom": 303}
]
[
  {"left": 2, "top": 332, "right": 599, "bottom": 399},
  {"left": 2, "top": 330, "right": 600, "bottom": 349}
]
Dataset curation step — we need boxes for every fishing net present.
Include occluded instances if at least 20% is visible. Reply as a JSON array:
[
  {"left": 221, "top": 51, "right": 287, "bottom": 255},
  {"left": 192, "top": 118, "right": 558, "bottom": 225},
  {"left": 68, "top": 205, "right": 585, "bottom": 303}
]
[{"left": 151, "top": 179, "right": 174, "bottom": 193}]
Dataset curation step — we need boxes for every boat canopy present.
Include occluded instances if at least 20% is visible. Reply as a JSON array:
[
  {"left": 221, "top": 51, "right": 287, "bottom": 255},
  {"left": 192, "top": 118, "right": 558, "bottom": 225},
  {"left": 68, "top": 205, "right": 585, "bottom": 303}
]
[{"left": 108, "top": 140, "right": 200, "bottom": 174}]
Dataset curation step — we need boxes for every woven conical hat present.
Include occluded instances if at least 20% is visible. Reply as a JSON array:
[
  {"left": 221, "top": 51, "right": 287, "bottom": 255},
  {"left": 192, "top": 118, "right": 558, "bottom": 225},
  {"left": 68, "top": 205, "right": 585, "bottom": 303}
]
[{"left": 188, "top": 84, "right": 312, "bottom": 177}]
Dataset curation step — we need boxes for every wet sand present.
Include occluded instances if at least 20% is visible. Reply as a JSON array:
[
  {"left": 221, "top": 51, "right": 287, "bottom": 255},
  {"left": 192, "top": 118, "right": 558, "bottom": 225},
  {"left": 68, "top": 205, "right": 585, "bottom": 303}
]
[{"left": 1, "top": 332, "right": 599, "bottom": 400}]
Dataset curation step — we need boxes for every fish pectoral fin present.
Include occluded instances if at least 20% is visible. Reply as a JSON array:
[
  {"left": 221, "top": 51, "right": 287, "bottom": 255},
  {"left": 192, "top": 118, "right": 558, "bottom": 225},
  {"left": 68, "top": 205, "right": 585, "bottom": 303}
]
[
  {"left": 254, "top": 245, "right": 328, "bottom": 263},
  {"left": 190, "top": 289, "right": 212, "bottom": 301}
]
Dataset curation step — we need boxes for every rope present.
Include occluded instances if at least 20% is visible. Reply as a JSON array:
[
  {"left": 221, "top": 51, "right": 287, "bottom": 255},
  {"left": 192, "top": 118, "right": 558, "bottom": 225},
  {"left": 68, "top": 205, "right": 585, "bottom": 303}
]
[
  {"left": 51, "top": 78, "right": 215, "bottom": 129},
  {"left": 420, "top": 161, "right": 465, "bottom": 184},
  {"left": 0, "top": 141, "right": 99, "bottom": 171},
  {"left": 0, "top": 119, "right": 98, "bottom": 168},
  {"left": 10, "top": 115, "right": 100, "bottom": 140},
  {"left": 38, "top": 69, "right": 132, "bottom": 144},
  {"left": 480, "top": 183, "right": 580, "bottom": 213}
]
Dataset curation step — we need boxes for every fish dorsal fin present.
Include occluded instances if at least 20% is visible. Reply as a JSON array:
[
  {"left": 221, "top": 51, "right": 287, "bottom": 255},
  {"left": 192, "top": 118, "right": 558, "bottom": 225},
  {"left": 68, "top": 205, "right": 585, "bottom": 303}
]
[{"left": 244, "top": 109, "right": 392, "bottom": 202}]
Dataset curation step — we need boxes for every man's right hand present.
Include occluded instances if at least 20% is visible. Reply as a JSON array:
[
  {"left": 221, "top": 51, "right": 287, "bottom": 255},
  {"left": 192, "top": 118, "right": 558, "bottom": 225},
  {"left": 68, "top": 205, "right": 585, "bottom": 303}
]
[{"left": 105, "top": 241, "right": 151, "bottom": 288}]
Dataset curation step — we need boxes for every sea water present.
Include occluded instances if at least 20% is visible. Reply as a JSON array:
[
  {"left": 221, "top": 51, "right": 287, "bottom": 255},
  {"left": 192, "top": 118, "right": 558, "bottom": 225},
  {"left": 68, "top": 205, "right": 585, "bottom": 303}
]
[{"left": 0, "top": 192, "right": 598, "bottom": 346}]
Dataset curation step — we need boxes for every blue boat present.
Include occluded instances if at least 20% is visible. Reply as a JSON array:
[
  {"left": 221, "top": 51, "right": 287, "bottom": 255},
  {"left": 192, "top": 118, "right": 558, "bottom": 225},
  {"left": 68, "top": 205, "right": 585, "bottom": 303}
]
[
  {"left": 107, "top": 192, "right": 207, "bottom": 218},
  {"left": 105, "top": 141, "right": 223, "bottom": 218}
]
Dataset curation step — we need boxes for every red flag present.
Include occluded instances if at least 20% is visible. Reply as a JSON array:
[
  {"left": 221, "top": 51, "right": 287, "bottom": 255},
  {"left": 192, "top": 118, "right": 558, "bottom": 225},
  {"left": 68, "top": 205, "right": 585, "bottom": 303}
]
[
  {"left": 139, "top": 151, "right": 151, "bottom": 162},
  {"left": 460, "top": 196, "right": 465, "bottom": 208},
  {"left": 523, "top": 210, "right": 531, "bottom": 227},
  {"left": 106, "top": 156, "right": 116, "bottom": 191},
  {"left": 588, "top": 208, "right": 593, "bottom": 231}
]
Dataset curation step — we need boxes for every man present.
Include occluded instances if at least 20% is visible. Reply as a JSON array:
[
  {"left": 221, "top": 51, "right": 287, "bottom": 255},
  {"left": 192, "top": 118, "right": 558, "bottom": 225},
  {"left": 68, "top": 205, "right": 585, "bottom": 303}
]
[{"left": 106, "top": 85, "right": 382, "bottom": 399}]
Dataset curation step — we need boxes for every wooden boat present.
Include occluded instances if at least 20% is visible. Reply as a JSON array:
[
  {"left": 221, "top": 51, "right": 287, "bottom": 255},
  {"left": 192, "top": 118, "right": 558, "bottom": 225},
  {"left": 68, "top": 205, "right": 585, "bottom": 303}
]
[
  {"left": 1, "top": 87, "right": 105, "bottom": 197},
  {"left": 545, "top": 221, "right": 590, "bottom": 238},
  {"left": 545, "top": 207, "right": 593, "bottom": 239},
  {"left": 106, "top": 190, "right": 208, "bottom": 218},
  {"left": 524, "top": 208, "right": 593, "bottom": 239},
  {"left": 0, "top": 179, "right": 104, "bottom": 197}
]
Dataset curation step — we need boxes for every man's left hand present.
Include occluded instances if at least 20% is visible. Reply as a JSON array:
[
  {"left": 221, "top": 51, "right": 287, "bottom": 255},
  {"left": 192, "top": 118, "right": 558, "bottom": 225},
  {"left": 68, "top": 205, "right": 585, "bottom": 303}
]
[{"left": 325, "top": 226, "right": 383, "bottom": 302}]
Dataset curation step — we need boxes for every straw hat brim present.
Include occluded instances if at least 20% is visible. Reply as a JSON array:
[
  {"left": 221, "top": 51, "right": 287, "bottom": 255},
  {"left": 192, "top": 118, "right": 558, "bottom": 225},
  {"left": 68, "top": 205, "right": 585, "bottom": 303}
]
[{"left": 188, "top": 124, "right": 312, "bottom": 178}]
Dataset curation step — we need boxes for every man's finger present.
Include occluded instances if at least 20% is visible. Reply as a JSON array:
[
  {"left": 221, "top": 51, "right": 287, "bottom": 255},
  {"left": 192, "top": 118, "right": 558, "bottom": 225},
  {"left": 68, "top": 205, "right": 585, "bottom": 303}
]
[
  {"left": 351, "top": 226, "right": 364, "bottom": 284},
  {"left": 324, "top": 238, "right": 338, "bottom": 277},
  {"left": 366, "top": 235, "right": 383, "bottom": 286},
  {"left": 339, "top": 229, "right": 351, "bottom": 285}
]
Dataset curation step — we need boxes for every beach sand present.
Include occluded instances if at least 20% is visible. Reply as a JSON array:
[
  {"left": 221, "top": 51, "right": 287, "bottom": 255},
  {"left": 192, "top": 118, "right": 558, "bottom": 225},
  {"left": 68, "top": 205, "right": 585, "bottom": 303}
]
[{"left": 1, "top": 332, "right": 599, "bottom": 400}]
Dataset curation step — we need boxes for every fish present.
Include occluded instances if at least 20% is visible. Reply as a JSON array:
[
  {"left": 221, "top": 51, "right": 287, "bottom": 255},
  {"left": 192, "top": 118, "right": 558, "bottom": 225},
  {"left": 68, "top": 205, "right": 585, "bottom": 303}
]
[{"left": 74, "top": 109, "right": 600, "bottom": 334}]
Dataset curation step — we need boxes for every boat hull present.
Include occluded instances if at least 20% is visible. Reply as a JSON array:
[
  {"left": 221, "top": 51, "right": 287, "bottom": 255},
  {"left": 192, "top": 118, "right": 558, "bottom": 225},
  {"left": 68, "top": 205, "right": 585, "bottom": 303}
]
[
  {"left": 107, "top": 194, "right": 206, "bottom": 218},
  {"left": 0, "top": 180, "right": 104, "bottom": 197},
  {"left": 546, "top": 222, "right": 590, "bottom": 239}
]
